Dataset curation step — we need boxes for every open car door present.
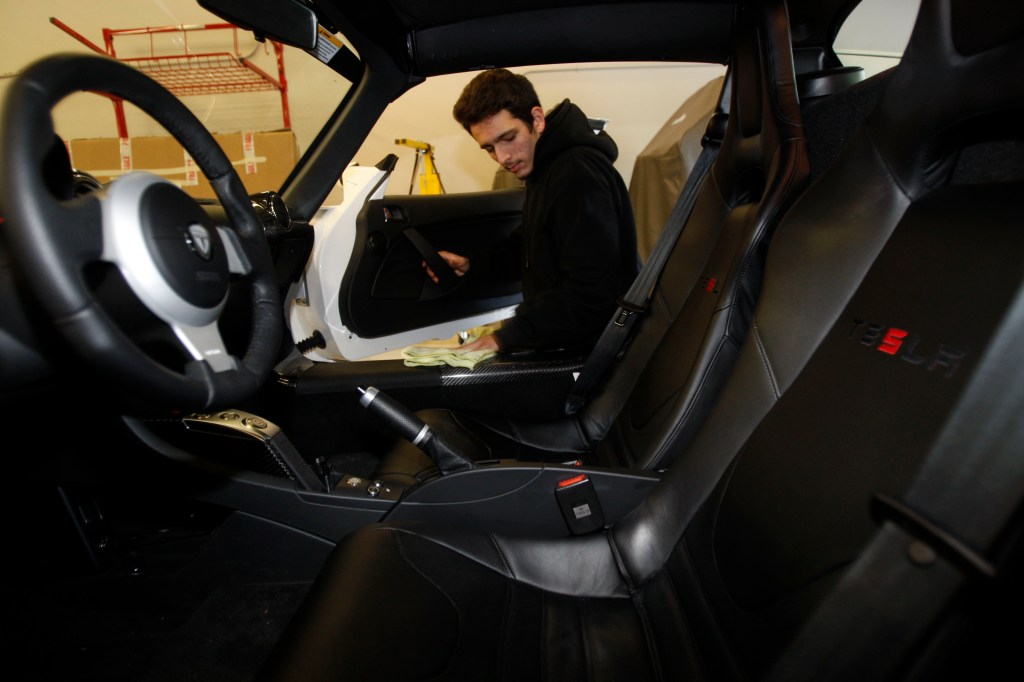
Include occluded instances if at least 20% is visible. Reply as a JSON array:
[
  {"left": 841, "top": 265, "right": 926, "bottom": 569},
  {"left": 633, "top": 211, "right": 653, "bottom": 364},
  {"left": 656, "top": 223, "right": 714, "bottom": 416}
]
[{"left": 287, "top": 155, "right": 524, "bottom": 361}]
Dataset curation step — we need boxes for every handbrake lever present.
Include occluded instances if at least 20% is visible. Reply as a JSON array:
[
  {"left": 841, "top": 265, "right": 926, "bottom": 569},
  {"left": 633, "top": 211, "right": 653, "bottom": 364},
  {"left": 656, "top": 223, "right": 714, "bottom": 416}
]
[
  {"left": 183, "top": 409, "right": 326, "bottom": 491},
  {"left": 358, "top": 386, "right": 477, "bottom": 474}
]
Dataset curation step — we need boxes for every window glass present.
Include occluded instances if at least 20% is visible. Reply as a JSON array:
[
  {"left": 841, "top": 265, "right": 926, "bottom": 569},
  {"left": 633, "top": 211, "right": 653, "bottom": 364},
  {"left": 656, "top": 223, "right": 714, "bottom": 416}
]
[
  {"left": 834, "top": 0, "right": 923, "bottom": 76},
  {"left": 6, "top": 0, "right": 346, "bottom": 200},
  {"left": 355, "top": 62, "right": 727, "bottom": 198}
]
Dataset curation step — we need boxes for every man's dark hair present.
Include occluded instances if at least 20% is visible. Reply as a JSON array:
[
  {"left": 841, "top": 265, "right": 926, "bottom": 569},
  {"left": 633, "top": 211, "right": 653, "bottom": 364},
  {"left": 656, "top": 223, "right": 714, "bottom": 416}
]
[{"left": 453, "top": 68, "right": 541, "bottom": 132}]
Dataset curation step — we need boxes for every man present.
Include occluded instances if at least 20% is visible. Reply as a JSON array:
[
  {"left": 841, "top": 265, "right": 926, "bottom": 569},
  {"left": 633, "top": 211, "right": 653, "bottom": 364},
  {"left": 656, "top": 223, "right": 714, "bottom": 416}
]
[{"left": 427, "top": 68, "right": 639, "bottom": 354}]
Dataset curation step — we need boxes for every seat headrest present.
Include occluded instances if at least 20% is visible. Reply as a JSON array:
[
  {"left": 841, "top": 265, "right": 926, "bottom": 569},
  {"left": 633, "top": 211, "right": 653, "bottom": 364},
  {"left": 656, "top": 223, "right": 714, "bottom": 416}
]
[
  {"left": 712, "top": 0, "right": 804, "bottom": 204},
  {"left": 867, "top": 0, "right": 1024, "bottom": 196},
  {"left": 796, "top": 65, "right": 864, "bottom": 102}
]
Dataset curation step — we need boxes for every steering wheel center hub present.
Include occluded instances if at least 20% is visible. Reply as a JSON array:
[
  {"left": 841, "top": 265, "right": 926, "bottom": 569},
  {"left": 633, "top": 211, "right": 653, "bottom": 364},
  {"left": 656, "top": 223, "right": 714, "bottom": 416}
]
[{"left": 104, "top": 172, "right": 230, "bottom": 327}]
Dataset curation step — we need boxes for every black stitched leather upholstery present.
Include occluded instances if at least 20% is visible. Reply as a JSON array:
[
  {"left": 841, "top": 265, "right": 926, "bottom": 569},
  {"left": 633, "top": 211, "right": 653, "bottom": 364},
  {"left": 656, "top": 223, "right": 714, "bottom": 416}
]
[{"left": 258, "top": 1, "right": 1024, "bottom": 679}]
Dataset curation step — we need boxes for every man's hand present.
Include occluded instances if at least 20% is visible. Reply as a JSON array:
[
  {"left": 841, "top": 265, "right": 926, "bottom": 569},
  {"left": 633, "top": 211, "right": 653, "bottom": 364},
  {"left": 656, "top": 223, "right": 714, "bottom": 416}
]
[
  {"left": 459, "top": 333, "right": 500, "bottom": 352},
  {"left": 423, "top": 250, "right": 470, "bottom": 284}
]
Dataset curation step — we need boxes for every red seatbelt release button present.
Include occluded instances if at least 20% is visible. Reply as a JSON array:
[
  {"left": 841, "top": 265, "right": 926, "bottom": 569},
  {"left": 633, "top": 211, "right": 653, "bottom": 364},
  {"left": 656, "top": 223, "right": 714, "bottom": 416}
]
[{"left": 555, "top": 473, "right": 605, "bottom": 535}]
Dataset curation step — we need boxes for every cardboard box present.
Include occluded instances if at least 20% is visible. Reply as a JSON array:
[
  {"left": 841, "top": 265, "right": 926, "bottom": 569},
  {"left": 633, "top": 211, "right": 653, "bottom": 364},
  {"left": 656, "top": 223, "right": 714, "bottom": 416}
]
[{"left": 67, "top": 130, "right": 299, "bottom": 199}]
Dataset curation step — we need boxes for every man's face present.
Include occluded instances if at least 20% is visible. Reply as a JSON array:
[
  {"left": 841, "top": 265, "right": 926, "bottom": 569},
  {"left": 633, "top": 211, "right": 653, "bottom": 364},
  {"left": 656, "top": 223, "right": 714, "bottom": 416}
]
[{"left": 469, "top": 106, "right": 545, "bottom": 179}]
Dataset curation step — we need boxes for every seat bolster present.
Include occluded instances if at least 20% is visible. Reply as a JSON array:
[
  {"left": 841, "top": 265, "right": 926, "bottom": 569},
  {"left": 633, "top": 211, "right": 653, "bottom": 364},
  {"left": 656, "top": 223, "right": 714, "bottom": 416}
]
[
  {"left": 346, "top": 522, "right": 629, "bottom": 598},
  {"left": 468, "top": 411, "right": 592, "bottom": 455},
  {"left": 384, "top": 522, "right": 632, "bottom": 597},
  {"left": 494, "top": 531, "right": 631, "bottom": 597},
  {"left": 866, "top": 0, "right": 1024, "bottom": 196},
  {"left": 259, "top": 523, "right": 642, "bottom": 681},
  {"left": 256, "top": 523, "right": 519, "bottom": 682},
  {"left": 384, "top": 522, "right": 515, "bottom": 575}
]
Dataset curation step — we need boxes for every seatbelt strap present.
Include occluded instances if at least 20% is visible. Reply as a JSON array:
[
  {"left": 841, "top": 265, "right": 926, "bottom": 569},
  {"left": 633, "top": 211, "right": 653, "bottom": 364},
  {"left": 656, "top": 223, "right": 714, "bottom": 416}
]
[
  {"left": 563, "top": 113, "right": 727, "bottom": 416},
  {"left": 765, "top": 278, "right": 1024, "bottom": 681},
  {"left": 405, "top": 226, "right": 461, "bottom": 298}
]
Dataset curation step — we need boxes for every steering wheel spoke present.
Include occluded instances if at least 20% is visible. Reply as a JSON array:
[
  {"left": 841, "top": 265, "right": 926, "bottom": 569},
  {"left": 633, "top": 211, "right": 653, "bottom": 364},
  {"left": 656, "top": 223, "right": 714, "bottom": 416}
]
[
  {"left": 58, "top": 193, "right": 105, "bottom": 263},
  {"left": 173, "top": 321, "right": 239, "bottom": 374},
  {"left": 216, "top": 225, "right": 254, "bottom": 276}
]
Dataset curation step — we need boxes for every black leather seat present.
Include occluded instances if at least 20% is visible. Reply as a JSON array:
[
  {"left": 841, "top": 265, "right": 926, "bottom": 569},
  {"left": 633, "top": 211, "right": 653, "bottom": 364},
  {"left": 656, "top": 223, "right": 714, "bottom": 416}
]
[
  {"left": 258, "top": 0, "right": 1024, "bottom": 679},
  {"left": 370, "top": 0, "right": 811, "bottom": 484}
]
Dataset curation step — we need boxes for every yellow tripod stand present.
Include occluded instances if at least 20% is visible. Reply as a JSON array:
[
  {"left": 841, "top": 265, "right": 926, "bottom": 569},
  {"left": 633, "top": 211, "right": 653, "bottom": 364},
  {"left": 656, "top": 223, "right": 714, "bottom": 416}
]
[{"left": 395, "top": 138, "right": 446, "bottom": 194}]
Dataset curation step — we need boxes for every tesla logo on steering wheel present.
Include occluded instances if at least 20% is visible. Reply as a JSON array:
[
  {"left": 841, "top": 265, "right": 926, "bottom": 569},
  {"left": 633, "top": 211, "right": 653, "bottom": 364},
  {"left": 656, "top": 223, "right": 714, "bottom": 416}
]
[{"left": 185, "top": 223, "right": 214, "bottom": 261}]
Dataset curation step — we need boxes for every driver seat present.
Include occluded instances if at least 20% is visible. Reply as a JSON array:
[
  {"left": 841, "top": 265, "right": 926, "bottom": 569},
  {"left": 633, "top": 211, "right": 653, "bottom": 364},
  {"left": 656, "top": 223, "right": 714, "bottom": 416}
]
[{"left": 257, "top": 0, "right": 1024, "bottom": 679}]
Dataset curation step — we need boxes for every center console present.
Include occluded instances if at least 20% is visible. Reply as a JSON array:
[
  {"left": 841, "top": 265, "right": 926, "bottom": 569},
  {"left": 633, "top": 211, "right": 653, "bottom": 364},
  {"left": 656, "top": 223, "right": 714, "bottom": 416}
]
[{"left": 128, "top": 405, "right": 660, "bottom": 542}]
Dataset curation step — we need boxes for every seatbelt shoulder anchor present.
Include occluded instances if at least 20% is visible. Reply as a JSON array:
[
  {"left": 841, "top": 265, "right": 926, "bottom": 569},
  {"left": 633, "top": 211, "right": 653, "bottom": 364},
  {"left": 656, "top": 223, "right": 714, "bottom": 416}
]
[
  {"left": 871, "top": 492, "right": 998, "bottom": 582},
  {"left": 613, "top": 298, "right": 647, "bottom": 327}
]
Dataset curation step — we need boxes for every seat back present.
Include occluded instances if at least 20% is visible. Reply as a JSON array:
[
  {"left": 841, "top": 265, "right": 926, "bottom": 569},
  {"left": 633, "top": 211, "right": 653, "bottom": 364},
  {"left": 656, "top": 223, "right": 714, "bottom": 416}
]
[
  {"left": 579, "top": 0, "right": 809, "bottom": 470},
  {"left": 613, "top": 0, "right": 1024, "bottom": 675}
]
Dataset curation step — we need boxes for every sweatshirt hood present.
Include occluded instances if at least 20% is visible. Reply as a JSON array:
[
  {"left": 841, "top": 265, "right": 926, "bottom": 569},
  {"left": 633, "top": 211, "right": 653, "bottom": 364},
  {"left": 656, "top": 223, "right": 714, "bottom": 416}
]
[{"left": 532, "top": 99, "right": 619, "bottom": 176}]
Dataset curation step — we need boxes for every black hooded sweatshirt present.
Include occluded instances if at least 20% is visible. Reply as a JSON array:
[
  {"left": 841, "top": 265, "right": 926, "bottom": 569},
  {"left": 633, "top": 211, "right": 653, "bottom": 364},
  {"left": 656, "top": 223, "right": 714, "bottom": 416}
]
[{"left": 484, "top": 99, "right": 640, "bottom": 353}]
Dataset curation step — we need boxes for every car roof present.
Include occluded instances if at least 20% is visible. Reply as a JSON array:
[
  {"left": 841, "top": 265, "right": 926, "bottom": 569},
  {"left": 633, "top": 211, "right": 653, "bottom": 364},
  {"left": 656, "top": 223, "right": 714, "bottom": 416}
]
[{"left": 319, "top": 0, "right": 862, "bottom": 76}]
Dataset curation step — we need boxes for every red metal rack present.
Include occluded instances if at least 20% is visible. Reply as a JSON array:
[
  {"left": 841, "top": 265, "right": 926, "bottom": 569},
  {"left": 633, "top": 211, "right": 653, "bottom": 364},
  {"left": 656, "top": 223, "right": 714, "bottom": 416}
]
[{"left": 51, "top": 17, "right": 290, "bottom": 138}]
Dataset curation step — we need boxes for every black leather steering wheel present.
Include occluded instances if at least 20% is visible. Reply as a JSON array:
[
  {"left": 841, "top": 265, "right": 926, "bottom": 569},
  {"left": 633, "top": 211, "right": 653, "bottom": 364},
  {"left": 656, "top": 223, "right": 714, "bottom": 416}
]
[{"left": 0, "top": 54, "right": 281, "bottom": 411}]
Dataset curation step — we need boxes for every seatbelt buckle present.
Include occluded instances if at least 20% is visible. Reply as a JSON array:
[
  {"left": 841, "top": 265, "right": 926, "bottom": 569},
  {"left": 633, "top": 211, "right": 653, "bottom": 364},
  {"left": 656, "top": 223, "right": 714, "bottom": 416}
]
[{"left": 555, "top": 473, "right": 605, "bottom": 534}]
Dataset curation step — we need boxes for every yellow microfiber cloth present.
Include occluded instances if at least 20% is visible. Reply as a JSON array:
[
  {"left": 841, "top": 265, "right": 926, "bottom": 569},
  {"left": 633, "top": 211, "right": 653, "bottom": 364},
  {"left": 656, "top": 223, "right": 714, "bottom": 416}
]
[{"left": 401, "top": 326, "right": 497, "bottom": 369}]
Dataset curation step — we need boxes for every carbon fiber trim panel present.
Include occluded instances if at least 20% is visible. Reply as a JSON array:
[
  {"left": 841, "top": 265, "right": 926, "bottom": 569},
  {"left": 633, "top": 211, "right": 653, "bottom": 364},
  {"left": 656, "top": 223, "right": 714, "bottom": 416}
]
[{"left": 439, "top": 357, "right": 584, "bottom": 386}]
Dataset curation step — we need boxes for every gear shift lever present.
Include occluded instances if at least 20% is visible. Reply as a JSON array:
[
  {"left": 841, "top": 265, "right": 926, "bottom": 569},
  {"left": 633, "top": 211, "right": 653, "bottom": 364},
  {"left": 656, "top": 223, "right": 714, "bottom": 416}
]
[
  {"left": 358, "top": 386, "right": 478, "bottom": 474},
  {"left": 358, "top": 386, "right": 432, "bottom": 446}
]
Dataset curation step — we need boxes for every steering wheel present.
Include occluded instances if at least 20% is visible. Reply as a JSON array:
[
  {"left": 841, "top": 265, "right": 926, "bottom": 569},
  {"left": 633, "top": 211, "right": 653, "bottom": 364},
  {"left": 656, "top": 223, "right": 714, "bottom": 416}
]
[{"left": 0, "top": 54, "right": 281, "bottom": 411}]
